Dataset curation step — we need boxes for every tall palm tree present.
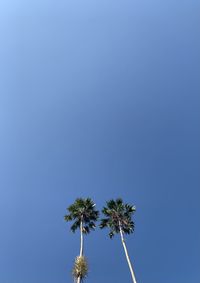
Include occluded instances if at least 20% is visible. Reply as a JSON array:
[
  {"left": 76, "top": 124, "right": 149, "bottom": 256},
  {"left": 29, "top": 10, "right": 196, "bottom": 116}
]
[
  {"left": 64, "top": 198, "right": 99, "bottom": 283},
  {"left": 100, "top": 198, "right": 137, "bottom": 283}
]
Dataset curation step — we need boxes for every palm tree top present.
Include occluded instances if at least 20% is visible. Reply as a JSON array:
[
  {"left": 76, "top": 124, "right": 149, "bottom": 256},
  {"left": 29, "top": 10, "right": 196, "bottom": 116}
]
[
  {"left": 64, "top": 198, "right": 99, "bottom": 234},
  {"left": 100, "top": 198, "right": 136, "bottom": 238}
]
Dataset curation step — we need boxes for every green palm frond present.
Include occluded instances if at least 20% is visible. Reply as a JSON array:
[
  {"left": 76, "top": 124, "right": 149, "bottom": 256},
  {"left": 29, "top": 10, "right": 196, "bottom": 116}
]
[
  {"left": 100, "top": 198, "right": 136, "bottom": 238},
  {"left": 70, "top": 220, "right": 80, "bottom": 233}
]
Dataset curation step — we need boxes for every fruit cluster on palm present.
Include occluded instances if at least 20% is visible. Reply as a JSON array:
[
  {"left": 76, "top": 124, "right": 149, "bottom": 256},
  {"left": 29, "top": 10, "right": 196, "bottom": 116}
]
[{"left": 64, "top": 197, "right": 137, "bottom": 283}]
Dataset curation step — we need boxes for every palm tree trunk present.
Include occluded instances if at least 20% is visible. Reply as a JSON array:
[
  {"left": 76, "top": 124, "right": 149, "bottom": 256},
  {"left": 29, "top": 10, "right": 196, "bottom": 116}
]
[
  {"left": 80, "top": 220, "right": 84, "bottom": 256},
  {"left": 77, "top": 220, "right": 84, "bottom": 283},
  {"left": 119, "top": 224, "right": 137, "bottom": 283}
]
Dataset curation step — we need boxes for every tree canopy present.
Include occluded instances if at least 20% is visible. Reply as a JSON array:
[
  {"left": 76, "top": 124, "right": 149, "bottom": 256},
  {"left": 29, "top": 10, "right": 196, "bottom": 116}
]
[
  {"left": 64, "top": 198, "right": 99, "bottom": 234},
  {"left": 100, "top": 198, "right": 136, "bottom": 238}
]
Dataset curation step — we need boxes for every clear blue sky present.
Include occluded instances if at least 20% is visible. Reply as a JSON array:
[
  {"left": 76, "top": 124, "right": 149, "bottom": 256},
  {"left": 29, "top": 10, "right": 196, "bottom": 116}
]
[{"left": 0, "top": 1, "right": 200, "bottom": 283}]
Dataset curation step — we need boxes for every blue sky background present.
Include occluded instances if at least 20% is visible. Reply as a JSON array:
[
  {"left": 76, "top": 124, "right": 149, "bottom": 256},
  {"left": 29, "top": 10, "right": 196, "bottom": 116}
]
[{"left": 0, "top": 1, "right": 200, "bottom": 283}]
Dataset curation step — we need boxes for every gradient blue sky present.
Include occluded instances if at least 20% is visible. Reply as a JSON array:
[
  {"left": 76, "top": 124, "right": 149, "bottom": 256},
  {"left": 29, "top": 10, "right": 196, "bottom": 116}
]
[{"left": 0, "top": 1, "right": 200, "bottom": 283}]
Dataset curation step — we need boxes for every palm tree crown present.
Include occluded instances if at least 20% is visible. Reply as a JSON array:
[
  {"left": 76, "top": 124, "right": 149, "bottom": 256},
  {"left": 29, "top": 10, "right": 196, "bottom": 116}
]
[
  {"left": 100, "top": 198, "right": 136, "bottom": 238},
  {"left": 64, "top": 198, "right": 99, "bottom": 234}
]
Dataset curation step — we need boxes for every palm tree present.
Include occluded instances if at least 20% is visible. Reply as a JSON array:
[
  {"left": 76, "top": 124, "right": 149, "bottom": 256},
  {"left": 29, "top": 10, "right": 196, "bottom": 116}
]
[
  {"left": 100, "top": 198, "right": 137, "bottom": 283},
  {"left": 64, "top": 198, "right": 99, "bottom": 283}
]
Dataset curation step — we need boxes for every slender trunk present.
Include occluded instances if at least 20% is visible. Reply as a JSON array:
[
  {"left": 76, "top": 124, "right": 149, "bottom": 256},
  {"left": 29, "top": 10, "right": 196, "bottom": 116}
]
[
  {"left": 119, "top": 222, "right": 137, "bottom": 283},
  {"left": 80, "top": 220, "right": 84, "bottom": 256},
  {"left": 77, "top": 220, "right": 84, "bottom": 283}
]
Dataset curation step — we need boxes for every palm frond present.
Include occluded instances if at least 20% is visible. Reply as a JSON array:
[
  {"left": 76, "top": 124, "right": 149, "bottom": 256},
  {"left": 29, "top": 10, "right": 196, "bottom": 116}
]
[{"left": 71, "top": 220, "right": 81, "bottom": 233}]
